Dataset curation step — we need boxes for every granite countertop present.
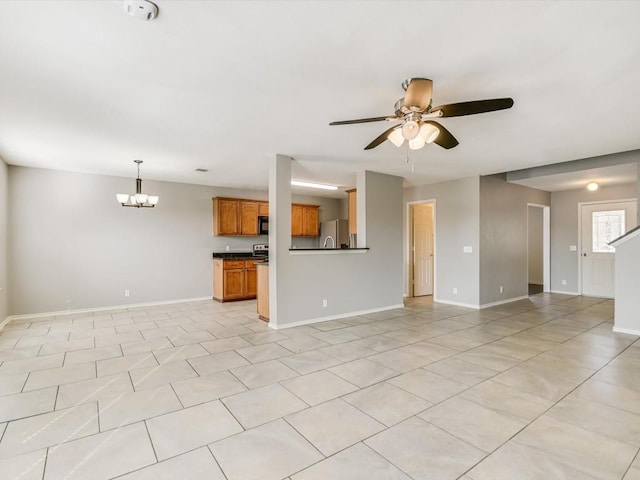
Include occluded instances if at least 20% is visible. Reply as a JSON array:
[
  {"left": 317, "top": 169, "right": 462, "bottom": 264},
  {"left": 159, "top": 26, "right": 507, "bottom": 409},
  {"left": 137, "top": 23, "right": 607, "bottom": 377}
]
[
  {"left": 288, "top": 248, "right": 369, "bottom": 251},
  {"left": 212, "top": 252, "right": 258, "bottom": 259}
]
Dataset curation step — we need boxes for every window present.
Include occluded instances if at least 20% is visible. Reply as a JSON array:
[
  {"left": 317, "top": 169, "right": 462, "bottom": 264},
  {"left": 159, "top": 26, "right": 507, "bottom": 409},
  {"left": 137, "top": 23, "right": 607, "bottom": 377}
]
[{"left": 592, "top": 210, "right": 625, "bottom": 253}]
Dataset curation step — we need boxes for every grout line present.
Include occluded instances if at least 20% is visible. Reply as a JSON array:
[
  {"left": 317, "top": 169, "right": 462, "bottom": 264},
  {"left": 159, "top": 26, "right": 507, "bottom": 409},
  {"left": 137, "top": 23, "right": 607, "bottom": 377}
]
[{"left": 143, "top": 419, "right": 159, "bottom": 463}]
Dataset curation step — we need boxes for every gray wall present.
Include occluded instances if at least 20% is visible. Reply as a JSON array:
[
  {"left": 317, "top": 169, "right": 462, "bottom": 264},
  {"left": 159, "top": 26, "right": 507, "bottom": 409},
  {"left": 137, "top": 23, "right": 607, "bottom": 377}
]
[
  {"left": 614, "top": 233, "right": 640, "bottom": 332},
  {"left": 479, "top": 175, "right": 550, "bottom": 305},
  {"left": 0, "top": 158, "right": 7, "bottom": 321},
  {"left": 550, "top": 183, "right": 637, "bottom": 294},
  {"left": 404, "top": 177, "right": 480, "bottom": 307},
  {"left": 272, "top": 167, "right": 404, "bottom": 328},
  {"left": 7, "top": 165, "right": 339, "bottom": 316},
  {"left": 528, "top": 206, "right": 544, "bottom": 284}
]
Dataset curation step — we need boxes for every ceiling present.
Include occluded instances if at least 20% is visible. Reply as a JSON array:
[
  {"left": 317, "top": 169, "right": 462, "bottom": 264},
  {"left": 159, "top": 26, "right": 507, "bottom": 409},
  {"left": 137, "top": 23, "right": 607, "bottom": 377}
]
[
  {"left": 1, "top": 1, "right": 639, "bottom": 197},
  {"left": 509, "top": 162, "right": 638, "bottom": 192}
]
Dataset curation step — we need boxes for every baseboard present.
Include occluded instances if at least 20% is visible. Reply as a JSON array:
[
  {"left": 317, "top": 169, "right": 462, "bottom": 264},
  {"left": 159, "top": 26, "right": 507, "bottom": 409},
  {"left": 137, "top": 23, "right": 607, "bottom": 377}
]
[
  {"left": 432, "top": 298, "right": 480, "bottom": 309},
  {"left": 269, "top": 303, "right": 405, "bottom": 330},
  {"left": 612, "top": 326, "right": 640, "bottom": 336},
  {"left": 2, "top": 296, "right": 212, "bottom": 329},
  {"left": 479, "top": 295, "right": 529, "bottom": 309},
  {"left": 550, "top": 290, "right": 580, "bottom": 295},
  {"left": 0, "top": 316, "right": 11, "bottom": 331}
]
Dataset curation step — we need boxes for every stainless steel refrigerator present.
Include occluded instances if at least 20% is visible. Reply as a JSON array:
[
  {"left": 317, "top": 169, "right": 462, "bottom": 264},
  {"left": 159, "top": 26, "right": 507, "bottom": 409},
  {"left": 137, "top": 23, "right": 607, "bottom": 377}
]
[{"left": 320, "top": 219, "right": 349, "bottom": 248}]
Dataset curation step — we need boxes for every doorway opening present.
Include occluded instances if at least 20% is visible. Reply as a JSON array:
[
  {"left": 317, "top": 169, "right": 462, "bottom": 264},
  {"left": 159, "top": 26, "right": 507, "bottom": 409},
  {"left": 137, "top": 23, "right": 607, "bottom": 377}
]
[
  {"left": 527, "top": 204, "right": 550, "bottom": 295},
  {"left": 579, "top": 199, "right": 637, "bottom": 298},
  {"left": 408, "top": 201, "right": 435, "bottom": 297}
]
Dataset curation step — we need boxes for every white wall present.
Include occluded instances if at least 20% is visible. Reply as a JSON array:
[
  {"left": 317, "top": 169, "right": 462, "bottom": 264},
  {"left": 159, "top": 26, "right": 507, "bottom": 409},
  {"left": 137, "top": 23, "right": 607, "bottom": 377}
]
[
  {"left": 404, "top": 177, "right": 480, "bottom": 307},
  {"left": 614, "top": 232, "right": 640, "bottom": 333},
  {"left": 0, "top": 158, "right": 8, "bottom": 321},
  {"left": 528, "top": 206, "right": 544, "bottom": 284},
  {"left": 550, "top": 183, "right": 637, "bottom": 294},
  {"left": 7, "top": 165, "right": 339, "bottom": 316},
  {"left": 479, "top": 175, "right": 550, "bottom": 305}
]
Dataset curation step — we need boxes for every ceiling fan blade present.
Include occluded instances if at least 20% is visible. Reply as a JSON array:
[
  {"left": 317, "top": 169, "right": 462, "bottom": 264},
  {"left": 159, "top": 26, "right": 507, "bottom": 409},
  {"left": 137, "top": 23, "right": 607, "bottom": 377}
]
[
  {"left": 364, "top": 125, "right": 401, "bottom": 150},
  {"left": 329, "top": 116, "right": 395, "bottom": 126},
  {"left": 403, "top": 78, "right": 432, "bottom": 110},
  {"left": 423, "top": 121, "right": 459, "bottom": 149},
  {"left": 431, "top": 98, "right": 514, "bottom": 118}
]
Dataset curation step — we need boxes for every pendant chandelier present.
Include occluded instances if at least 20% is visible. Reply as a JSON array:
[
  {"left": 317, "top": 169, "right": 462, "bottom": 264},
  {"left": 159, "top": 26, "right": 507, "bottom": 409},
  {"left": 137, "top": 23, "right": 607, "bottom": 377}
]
[{"left": 116, "top": 160, "right": 159, "bottom": 208}]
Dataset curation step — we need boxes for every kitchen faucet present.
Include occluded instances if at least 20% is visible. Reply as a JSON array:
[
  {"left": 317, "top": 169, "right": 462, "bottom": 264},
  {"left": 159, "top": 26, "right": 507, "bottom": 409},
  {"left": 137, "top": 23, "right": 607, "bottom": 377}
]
[{"left": 323, "top": 235, "right": 335, "bottom": 248}]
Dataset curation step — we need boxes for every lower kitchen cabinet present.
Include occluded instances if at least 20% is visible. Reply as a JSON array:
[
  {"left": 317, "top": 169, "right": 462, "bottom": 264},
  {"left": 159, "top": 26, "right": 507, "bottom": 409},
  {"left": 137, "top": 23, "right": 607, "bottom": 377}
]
[{"left": 213, "top": 258, "right": 261, "bottom": 302}]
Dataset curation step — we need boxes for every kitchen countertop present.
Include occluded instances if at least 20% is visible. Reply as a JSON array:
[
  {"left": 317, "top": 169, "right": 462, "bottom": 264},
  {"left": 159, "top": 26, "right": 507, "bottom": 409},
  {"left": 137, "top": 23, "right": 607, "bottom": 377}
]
[
  {"left": 212, "top": 252, "right": 262, "bottom": 259},
  {"left": 288, "top": 248, "right": 369, "bottom": 251}
]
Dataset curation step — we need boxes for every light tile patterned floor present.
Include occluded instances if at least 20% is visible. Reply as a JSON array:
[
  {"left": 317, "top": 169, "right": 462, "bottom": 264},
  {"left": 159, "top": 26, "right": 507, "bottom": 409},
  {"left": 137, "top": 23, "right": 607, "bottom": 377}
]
[{"left": 0, "top": 293, "right": 639, "bottom": 479}]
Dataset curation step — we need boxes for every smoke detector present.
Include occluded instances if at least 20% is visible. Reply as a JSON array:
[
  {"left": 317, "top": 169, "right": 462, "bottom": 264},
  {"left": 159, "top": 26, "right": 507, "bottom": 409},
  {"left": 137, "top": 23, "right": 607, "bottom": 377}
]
[{"left": 124, "top": 0, "right": 158, "bottom": 21}]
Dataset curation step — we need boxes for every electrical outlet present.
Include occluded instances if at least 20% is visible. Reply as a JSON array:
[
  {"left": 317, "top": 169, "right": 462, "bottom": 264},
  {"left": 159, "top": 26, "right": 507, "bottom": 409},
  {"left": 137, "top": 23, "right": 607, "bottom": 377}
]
[
  {"left": 499, "top": 286, "right": 504, "bottom": 294},
  {"left": 124, "top": 290, "right": 130, "bottom": 297},
  {"left": 322, "top": 299, "right": 327, "bottom": 308},
  {"left": 225, "top": 245, "right": 230, "bottom": 252},
  {"left": 562, "top": 280, "right": 567, "bottom": 286},
  {"left": 453, "top": 287, "right": 458, "bottom": 294}
]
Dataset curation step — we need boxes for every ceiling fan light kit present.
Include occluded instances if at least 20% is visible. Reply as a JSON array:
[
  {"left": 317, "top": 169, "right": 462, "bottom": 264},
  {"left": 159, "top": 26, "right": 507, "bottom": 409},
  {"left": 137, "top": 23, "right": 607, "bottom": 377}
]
[
  {"left": 330, "top": 77, "right": 514, "bottom": 152},
  {"left": 116, "top": 160, "right": 159, "bottom": 208}
]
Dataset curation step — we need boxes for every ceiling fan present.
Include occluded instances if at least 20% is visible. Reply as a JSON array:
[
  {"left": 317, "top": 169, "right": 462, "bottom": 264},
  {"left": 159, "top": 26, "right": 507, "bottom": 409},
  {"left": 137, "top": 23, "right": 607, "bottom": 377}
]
[{"left": 329, "top": 78, "right": 514, "bottom": 151}]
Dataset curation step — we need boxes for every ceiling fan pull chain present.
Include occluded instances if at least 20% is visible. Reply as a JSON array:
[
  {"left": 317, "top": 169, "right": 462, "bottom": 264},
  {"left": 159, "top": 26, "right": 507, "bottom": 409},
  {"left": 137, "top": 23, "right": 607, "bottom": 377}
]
[{"left": 412, "top": 154, "right": 415, "bottom": 173}]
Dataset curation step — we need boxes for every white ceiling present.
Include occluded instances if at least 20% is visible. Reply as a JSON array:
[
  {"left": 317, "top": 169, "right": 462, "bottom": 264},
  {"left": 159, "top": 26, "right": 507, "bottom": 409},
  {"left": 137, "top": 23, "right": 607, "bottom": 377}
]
[
  {"left": 509, "top": 162, "right": 638, "bottom": 192},
  {"left": 1, "top": 1, "right": 639, "bottom": 197}
]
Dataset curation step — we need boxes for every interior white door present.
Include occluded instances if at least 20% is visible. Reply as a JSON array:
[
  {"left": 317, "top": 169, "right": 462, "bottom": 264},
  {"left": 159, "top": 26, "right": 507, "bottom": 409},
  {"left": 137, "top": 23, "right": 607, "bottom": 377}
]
[
  {"left": 413, "top": 203, "right": 434, "bottom": 296},
  {"left": 581, "top": 201, "right": 637, "bottom": 298}
]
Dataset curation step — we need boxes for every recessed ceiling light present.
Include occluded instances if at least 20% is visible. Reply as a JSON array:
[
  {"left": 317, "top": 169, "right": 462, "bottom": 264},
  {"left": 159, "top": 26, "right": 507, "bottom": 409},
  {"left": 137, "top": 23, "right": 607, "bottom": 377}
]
[
  {"left": 587, "top": 182, "right": 599, "bottom": 191},
  {"left": 195, "top": 168, "right": 209, "bottom": 173},
  {"left": 291, "top": 180, "right": 338, "bottom": 191}
]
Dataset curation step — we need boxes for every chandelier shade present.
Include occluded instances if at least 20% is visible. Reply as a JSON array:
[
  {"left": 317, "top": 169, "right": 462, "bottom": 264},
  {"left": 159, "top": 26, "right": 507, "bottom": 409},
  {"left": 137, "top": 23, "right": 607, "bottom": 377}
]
[{"left": 116, "top": 160, "right": 159, "bottom": 208}]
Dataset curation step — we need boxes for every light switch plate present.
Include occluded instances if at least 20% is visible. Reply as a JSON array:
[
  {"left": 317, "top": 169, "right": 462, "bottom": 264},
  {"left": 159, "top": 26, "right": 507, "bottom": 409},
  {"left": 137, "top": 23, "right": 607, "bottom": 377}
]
[
  {"left": 569, "top": 245, "right": 577, "bottom": 251},
  {"left": 463, "top": 246, "right": 473, "bottom": 253}
]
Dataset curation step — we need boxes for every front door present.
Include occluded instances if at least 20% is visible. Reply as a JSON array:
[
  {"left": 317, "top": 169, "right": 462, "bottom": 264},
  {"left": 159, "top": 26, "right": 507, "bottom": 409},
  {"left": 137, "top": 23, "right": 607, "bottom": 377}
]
[
  {"left": 413, "top": 203, "right": 434, "bottom": 296},
  {"left": 581, "top": 201, "right": 637, "bottom": 298}
]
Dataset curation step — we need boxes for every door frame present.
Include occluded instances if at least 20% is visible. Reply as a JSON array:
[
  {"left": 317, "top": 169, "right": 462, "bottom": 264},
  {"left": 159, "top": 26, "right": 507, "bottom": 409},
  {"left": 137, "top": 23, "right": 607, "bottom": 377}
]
[
  {"left": 527, "top": 203, "right": 551, "bottom": 293},
  {"left": 406, "top": 199, "right": 436, "bottom": 298},
  {"left": 578, "top": 198, "right": 637, "bottom": 296}
]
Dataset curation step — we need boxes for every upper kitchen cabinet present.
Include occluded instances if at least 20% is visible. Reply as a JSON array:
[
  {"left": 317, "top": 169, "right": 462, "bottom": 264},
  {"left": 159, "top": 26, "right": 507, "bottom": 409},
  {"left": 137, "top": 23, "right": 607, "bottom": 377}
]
[
  {"left": 258, "top": 201, "right": 269, "bottom": 216},
  {"left": 213, "top": 197, "right": 259, "bottom": 236},
  {"left": 240, "top": 201, "right": 259, "bottom": 235},
  {"left": 213, "top": 198, "right": 240, "bottom": 235},
  {"left": 346, "top": 188, "right": 357, "bottom": 235},
  {"left": 292, "top": 203, "right": 320, "bottom": 237}
]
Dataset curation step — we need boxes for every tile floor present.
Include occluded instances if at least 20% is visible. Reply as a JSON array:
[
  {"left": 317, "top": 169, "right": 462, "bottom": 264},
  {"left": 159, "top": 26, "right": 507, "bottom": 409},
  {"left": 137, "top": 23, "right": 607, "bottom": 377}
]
[{"left": 1, "top": 293, "right": 639, "bottom": 479}]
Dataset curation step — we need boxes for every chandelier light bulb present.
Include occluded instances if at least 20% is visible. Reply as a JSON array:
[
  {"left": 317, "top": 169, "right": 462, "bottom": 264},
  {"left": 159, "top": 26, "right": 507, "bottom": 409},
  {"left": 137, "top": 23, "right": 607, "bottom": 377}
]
[
  {"left": 419, "top": 123, "right": 440, "bottom": 144},
  {"left": 401, "top": 120, "right": 420, "bottom": 140},
  {"left": 409, "top": 136, "right": 426, "bottom": 150},
  {"left": 387, "top": 128, "right": 405, "bottom": 147}
]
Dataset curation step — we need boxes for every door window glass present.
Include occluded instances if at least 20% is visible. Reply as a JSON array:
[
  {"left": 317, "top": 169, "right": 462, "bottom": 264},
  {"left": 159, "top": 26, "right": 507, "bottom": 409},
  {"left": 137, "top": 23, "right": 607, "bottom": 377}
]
[{"left": 592, "top": 210, "right": 625, "bottom": 253}]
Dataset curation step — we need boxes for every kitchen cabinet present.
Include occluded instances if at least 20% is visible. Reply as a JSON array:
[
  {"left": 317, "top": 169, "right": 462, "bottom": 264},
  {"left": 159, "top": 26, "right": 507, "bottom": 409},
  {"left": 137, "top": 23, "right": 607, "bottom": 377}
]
[
  {"left": 292, "top": 203, "right": 320, "bottom": 237},
  {"left": 346, "top": 188, "right": 357, "bottom": 235},
  {"left": 213, "top": 197, "right": 260, "bottom": 236},
  {"left": 257, "top": 263, "right": 269, "bottom": 321},
  {"left": 213, "top": 258, "right": 262, "bottom": 302},
  {"left": 214, "top": 197, "right": 318, "bottom": 237},
  {"left": 291, "top": 204, "right": 303, "bottom": 236},
  {"left": 240, "top": 201, "right": 259, "bottom": 235},
  {"left": 213, "top": 198, "right": 240, "bottom": 235}
]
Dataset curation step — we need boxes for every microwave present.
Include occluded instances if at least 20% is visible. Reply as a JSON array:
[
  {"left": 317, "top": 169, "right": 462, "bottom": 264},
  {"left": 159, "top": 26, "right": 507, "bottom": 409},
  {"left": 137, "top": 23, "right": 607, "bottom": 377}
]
[{"left": 258, "top": 215, "right": 269, "bottom": 235}]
